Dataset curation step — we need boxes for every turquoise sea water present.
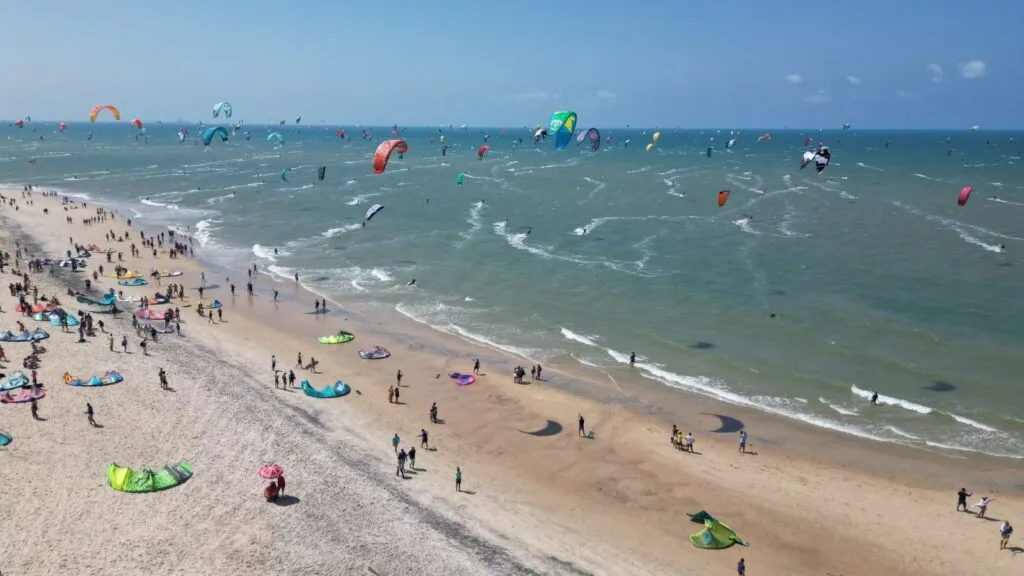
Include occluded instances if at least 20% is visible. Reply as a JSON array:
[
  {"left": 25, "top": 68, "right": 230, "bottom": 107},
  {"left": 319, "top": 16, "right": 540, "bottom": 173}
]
[{"left": 3, "top": 122, "right": 1023, "bottom": 459}]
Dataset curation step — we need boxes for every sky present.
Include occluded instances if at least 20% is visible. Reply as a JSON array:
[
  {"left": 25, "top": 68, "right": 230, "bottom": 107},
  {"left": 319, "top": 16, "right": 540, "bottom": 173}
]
[{"left": 2, "top": 1, "right": 1023, "bottom": 129}]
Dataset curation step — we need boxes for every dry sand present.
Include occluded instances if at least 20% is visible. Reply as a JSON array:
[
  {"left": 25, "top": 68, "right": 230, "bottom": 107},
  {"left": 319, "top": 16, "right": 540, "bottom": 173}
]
[{"left": 0, "top": 187, "right": 1020, "bottom": 576}]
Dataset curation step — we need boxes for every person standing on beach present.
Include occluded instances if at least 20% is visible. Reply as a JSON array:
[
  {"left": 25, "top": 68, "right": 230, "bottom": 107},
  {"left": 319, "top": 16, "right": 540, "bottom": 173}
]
[
  {"left": 396, "top": 370, "right": 402, "bottom": 386},
  {"left": 288, "top": 370, "right": 295, "bottom": 388},
  {"left": 159, "top": 368, "right": 168, "bottom": 390},
  {"left": 1000, "top": 521, "right": 1013, "bottom": 550},
  {"left": 739, "top": 431, "right": 748, "bottom": 453},
  {"left": 271, "top": 355, "right": 277, "bottom": 372},
  {"left": 30, "top": 397, "right": 40, "bottom": 420},
  {"left": 455, "top": 467, "right": 463, "bottom": 492},
  {"left": 957, "top": 488, "right": 973, "bottom": 512},
  {"left": 394, "top": 386, "right": 400, "bottom": 404},
  {"left": 108, "top": 333, "right": 114, "bottom": 351},
  {"left": 429, "top": 403, "right": 438, "bottom": 424},
  {"left": 408, "top": 446, "right": 416, "bottom": 469},
  {"left": 397, "top": 449, "right": 408, "bottom": 479},
  {"left": 388, "top": 386, "right": 394, "bottom": 403},
  {"left": 420, "top": 428, "right": 429, "bottom": 449},
  {"left": 120, "top": 336, "right": 128, "bottom": 353},
  {"left": 392, "top": 433, "right": 400, "bottom": 453},
  {"left": 737, "top": 557, "right": 746, "bottom": 576},
  {"left": 274, "top": 372, "right": 280, "bottom": 389},
  {"left": 578, "top": 414, "right": 585, "bottom": 437},
  {"left": 272, "top": 289, "right": 279, "bottom": 302},
  {"left": 473, "top": 358, "right": 480, "bottom": 375},
  {"left": 296, "top": 352, "right": 303, "bottom": 368},
  {"left": 86, "top": 402, "right": 97, "bottom": 427}
]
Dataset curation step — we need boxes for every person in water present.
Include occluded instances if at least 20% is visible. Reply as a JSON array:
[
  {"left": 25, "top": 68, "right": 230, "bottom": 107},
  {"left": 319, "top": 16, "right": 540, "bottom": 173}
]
[
  {"left": 408, "top": 279, "right": 416, "bottom": 287},
  {"left": 870, "top": 391, "right": 879, "bottom": 405},
  {"left": 629, "top": 352, "right": 636, "bottom": 366}
]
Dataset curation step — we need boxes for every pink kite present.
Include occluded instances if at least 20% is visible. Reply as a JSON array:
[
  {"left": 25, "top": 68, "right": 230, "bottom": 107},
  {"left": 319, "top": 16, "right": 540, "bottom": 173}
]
[{"left": 957, "top": 186, "right": 973, "bottom": 207}]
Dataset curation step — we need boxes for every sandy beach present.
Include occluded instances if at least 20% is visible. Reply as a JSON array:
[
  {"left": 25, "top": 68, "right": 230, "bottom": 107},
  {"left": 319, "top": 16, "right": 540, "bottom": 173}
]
[{"left": 0, "top": 187, "right": 1020, "bottom": 576}]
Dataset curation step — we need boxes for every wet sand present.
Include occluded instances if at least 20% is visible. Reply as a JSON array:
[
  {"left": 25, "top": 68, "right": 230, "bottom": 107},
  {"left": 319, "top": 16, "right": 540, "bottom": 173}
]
[{"left": 0, "top": 187, "right": 1021, "bottom": 576}]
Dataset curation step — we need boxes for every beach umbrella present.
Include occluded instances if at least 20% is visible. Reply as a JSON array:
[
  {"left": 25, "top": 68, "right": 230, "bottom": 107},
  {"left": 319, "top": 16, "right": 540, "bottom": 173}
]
[{"left": 258, "top": 463, "right": 284, "bottom": 480}]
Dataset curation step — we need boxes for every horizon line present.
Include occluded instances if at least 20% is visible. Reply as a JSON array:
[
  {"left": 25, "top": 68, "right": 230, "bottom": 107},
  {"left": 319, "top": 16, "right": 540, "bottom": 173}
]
[{"left": 3, "top": 120, "right": 1016, "bottom": 132}]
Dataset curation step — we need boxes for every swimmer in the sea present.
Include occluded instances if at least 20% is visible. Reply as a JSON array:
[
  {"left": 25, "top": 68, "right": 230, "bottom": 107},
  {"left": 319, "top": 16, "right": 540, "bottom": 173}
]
[{"left": 408, "top": 279, "right": 416, "bottom": 287}]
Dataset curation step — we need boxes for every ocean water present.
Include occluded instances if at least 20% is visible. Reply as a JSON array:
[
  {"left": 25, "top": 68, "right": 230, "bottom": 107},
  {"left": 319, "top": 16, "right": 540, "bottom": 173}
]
[{"left": 3, "top": 122, "right": 1023, "bottom": 459}]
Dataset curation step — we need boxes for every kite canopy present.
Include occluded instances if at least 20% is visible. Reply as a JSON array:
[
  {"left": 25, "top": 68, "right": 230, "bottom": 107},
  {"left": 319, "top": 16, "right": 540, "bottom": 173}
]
[
  {"left": 958, "top": 186, "right": 973, "bottom": 207},
  {"left": 267, "top": 131, "right": 284, "bottom": 146},
  {"left": 202, "top": 126, "right": 230, "bottom": 146},
  {"left": 89, "top": 104, "right": 120, "bottom": 123},
  {"left": 301, "top": 379, "right": 351, "bottom": 398},
  {"left": 107, "top": 461, "right": 193, "bottom": 493},
  {"left": 477, "top": 145, "right": 489, "bottom": 160},
  {"left": 212, "top": 101, "right": 232, "bottom": 119},
  {"left": 687, "top": 511, "right": 749, "bottom": 550},
  {"left": 365, "top": 203, "right": 384, "bottom": 221},
  {"left": 549, "top": 111, "right": 578, "bottom": 150},
  {"left": 258, "top": 464, "right": 284, "bottom": 480},
  {"left": 717, "top": 190, "right": 730, "bottom": 207},
  {"left": 373, "top": 139, "right": 408, "bottom": 174}
]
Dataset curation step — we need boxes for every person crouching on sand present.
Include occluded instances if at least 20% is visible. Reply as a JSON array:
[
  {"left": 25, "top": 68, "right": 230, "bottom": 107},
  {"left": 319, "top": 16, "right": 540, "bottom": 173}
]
[{"left": 264, "top": 480, "right": 280, "bottom": 503}]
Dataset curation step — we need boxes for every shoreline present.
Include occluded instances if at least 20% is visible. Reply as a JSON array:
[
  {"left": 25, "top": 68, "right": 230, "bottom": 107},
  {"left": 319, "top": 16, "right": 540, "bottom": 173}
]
[
  {"left": 75, "top": 181, "right": 1024, "bottom": 468},
  {"left": 2, "top": 187, "right": 1021, "bottom": 575}
]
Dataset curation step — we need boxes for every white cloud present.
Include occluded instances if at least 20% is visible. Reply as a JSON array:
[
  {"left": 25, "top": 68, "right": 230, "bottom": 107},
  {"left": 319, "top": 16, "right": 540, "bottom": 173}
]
[
  {"left": 846, "top": 75, "right": 862, "bottom": 85},
  {"left": 786, "top": 74, "right": 803, "bottom": 84},
  {"left": 595, "top": 89, "right": 617, "bottom": 101},
  {"left": 926, "top": 63, "right": 943, "bottom": 82},
  {"left": 514, "top": 90, "right": 548, "bottom": 102},
  {"left": 896, "top": 89, "right": 921, "bottom": 101},
  {"left": 959, "top": 60, "right": 987, "bottom": 79},
  {"left": 804, "top": 90, "right": 830, "bottom": 104}
]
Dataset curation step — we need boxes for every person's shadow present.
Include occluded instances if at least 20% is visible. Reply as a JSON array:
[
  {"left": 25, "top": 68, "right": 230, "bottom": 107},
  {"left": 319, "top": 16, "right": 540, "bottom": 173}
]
[{"left": 274, "top": 495, "right": 300, "bottom": 507}]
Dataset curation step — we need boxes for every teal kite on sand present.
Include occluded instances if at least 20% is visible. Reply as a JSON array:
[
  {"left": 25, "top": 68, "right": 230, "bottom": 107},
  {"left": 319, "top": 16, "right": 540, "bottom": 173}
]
[
  {"left": 301, "top": 379, "right": 351, "bottom": 398},
  {"left": 0, "top": 432, "right": 12, "bottom": 447},
  {"left": 687, "top": 511, "right": 749, "bottom": 550}
]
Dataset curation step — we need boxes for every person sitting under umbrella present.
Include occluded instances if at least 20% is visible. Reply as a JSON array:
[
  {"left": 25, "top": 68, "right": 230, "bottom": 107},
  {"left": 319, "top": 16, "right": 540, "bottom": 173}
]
[{"left": 264, "top": 480, "right": 280, "bottom": 503}]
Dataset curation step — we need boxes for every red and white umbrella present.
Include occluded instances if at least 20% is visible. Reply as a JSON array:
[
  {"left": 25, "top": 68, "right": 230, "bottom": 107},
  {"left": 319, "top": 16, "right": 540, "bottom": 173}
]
[{"left": 258, "top": 464, "right": 283, "bottom": 480}]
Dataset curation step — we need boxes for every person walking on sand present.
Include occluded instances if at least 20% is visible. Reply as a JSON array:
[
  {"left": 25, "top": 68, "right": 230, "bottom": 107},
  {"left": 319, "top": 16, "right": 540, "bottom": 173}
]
[
  {"left": 737, "top": 557, "right": 746, "bottom": 576},
  {"left": 957, "top": 487, "right": 973, "bottom": 512},
  {"left": 120, "top": 335, "right": 128, "bottom": 353},
  {"left": 429, "top": 402, "right": 438, "bottom": 424},
  {"left": 420, "top": 428, "right": 429, "bottom": 449},
  {"left": 1000, "top": 521, "right": 1013, "bottom": 550},
  {"left": 159, "top": 368, "right": 168, "bottom": 390},
  {"left": 388, "top": 386, "right": 394, "bottom": 403},
  {"left": 409, "top": 446, "right": 416, "bottom": 469},
  {"left": 578, "top": 414, "right": 585, "bottom": 437},
  {"left": 739, "top": 430, "right": 748, "bottom": 453},
  {"left": 392, "top": 433, "right": 400, "bottom": 453},
  {"left": 473, "top": 358, "right": 480, "bottom": 375},
  {"left": 86, "top": 402, "right": 97, "bottom": 427},
  {"left": 455, "top": 466, "right": 463, "bottom": 492},
  {"left": 296, "top": 352, "right": 303, "bottom": 368},
  {"left": 394, "top": 386, "right": 400, "bottom": 404},
  {"left": 273, "top": 289, "right": 279, "bottom": 302},
  {"left": 396, "top": 369, "right": 403, "bottom": 386}
]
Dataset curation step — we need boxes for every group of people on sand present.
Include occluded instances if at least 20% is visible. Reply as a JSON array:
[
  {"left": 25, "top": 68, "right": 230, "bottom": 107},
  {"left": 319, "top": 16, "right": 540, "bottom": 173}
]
[
  {"left": 667, "top": 426, "right": 750, "bottom": 455},
  {"left": 511, "top": 363, "right": 542, "bottom": 383},
  {"left": 957, "top": 488, "right": 1014, "bottom": 549}
]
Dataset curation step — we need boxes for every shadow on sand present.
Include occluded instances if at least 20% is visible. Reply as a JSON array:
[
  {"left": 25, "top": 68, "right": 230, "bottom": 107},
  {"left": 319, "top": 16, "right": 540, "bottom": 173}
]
[
  {"left": 520, "top": 420, "right": 563, "bottom": 437},
  {"left": 702, "top": 413, "right": 744, "bottom": 434}
]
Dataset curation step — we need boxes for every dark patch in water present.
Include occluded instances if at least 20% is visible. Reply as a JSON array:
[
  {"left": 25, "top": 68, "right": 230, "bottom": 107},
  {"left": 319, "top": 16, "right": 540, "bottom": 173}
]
[
  {"left": 690, "top": 341, "right": 714, "bottom": 350},
  {"left": 771, "top": 289, "right": 786, "bottom": 296},
  {"left": 924, "top": 381, "right": 956, "bottom": 392},
  {"left": 702, "top": 413, "right": 744, "bottom": 434}
]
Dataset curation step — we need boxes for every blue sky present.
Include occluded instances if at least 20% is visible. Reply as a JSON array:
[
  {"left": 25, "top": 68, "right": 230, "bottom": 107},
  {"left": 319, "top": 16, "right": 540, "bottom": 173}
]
[{"left": 2, "top": 1, "right": 1022, "bottom": 128}]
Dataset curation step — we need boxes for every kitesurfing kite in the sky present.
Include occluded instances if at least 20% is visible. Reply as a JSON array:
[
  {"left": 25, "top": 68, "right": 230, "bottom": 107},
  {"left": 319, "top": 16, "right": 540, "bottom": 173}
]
[
  {"left": 549, "top": 111, "right": 577, "bottom": 150},
  {"left": 373, "top": 139, "right": 408, "bottom": 174}
]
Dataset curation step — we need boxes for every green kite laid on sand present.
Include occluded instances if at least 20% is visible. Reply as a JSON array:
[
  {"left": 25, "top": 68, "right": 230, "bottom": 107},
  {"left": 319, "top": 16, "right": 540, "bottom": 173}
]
[
  {"left": 318, "top": 330, "right": 355, "bottom": 345},
  {"left": 687, "top": 511, "right": 749, "bottom": 550},
  {"left": 107, "top": 461, "right": 193, "bottom": 493}
]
